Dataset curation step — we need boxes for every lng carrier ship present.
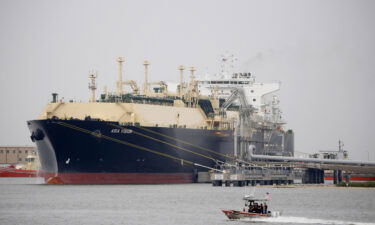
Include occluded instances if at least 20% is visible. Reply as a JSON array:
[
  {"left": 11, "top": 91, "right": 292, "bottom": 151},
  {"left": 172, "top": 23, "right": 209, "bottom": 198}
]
[{"left": 27, "top": 56, "right": 294, "bottom": 184}]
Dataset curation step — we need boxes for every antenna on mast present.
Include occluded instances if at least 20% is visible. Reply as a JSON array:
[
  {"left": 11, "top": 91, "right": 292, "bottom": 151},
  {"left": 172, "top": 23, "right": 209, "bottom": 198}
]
[
  {"left": 88, "top": 70, "right": 98, "bottom": 102},
  {"left": 220, "top": 52, "right": 237, "bottom": 79},
  {"left": 338, "top": 140, "right": 344, "bottom": 152}
]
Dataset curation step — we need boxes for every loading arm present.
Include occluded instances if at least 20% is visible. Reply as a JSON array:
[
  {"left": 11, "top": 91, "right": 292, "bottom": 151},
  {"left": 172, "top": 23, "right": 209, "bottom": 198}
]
[
  {"left": 122, "top": 80, "right": 139, "bottom": 94},
  {"left": 220, "top": 88, "right": 254, "bottom": 124}
]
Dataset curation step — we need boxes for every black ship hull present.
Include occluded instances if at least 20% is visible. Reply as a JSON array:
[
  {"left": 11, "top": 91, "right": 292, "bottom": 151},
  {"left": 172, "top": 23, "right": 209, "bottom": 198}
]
[{"left": 27, "top": 119, "right": 234, "bottom": 184}]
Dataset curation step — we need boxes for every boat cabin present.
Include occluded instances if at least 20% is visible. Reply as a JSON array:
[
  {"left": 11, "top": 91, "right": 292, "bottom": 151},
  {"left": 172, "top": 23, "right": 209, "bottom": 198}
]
[{"left": 243, "top": 195, "right": 269, "bottom": 214}]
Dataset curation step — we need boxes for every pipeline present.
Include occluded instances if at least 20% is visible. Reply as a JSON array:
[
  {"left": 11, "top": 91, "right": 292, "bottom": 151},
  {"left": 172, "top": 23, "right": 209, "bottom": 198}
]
[{"left": 249, "top": 152, "right": 375, "bottom": 166}]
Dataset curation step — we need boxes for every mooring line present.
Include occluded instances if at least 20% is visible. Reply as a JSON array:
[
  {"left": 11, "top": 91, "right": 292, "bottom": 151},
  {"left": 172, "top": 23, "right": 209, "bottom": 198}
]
[
  {"left": 136, "top": 125, "right": 235, "bottom": 160},
  {"left": 110, "top": 123, "right": 223, "bottom": 163},
  {"left": 55, "top": 121, "right": 223, "bottom": 172}
]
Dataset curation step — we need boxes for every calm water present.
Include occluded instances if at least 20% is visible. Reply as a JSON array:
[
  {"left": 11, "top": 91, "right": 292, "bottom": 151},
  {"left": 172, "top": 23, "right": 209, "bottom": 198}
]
[{"left": 0, "top": 178, "right": 374, "bottom": 225}]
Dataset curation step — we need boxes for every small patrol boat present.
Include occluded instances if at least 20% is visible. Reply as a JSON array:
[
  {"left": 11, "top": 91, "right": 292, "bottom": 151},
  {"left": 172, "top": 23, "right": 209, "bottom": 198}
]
[{"left": 222, "top": 194, "right": 281, "bottom": 220}]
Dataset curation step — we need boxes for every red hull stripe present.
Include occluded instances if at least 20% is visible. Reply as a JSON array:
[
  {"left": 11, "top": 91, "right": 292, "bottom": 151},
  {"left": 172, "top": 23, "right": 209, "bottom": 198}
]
[
  {"left": 325, "top": 176, "right": 375, "bottom": 181},
  {"left": 0, "top": 169, "right": 37, "bottom": 177},
  {"left": 41, "top": 172, "right": 194, "bottom": 184},
  {"left": 222, "top": 210, "right": 268, "bottom": 217}
]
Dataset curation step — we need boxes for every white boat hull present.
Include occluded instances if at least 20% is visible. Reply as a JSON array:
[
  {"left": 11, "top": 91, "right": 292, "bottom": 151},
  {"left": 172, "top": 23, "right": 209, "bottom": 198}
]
[{"left": 222, "top": 209, "right": 281, "bottom": 220}]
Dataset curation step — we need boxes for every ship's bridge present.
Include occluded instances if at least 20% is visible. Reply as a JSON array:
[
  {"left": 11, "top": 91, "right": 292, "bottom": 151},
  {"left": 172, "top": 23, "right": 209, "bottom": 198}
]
[{"left": 196, "top": 75, "right": 281, "bottom": 115}]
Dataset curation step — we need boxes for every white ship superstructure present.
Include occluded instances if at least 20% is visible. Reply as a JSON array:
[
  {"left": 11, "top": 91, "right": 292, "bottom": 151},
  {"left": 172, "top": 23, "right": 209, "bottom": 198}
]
[
  {"left": 197, "top": 74, "right": 282, "bottom": 123},
  {"left": 196, "top": 54, "right": 293, "bottom": 157},
  {"left": 196, "top": 55, "right": 284, "bottom": 125}
]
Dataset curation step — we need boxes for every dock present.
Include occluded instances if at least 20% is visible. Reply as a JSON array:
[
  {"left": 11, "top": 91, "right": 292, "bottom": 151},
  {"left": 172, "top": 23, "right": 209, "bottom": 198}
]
[{"left": 210, "top": 162, "right": 301, "bottom": 187}]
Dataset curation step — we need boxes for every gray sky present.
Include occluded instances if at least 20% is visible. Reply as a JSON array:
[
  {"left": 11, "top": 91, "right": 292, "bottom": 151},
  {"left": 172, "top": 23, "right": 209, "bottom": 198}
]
[{"left": 0, "top": 0, "right": 374, "bottom": 160}]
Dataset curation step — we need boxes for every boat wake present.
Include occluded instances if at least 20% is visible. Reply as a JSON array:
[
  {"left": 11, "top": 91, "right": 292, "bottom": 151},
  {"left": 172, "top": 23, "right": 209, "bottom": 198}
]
[{"left": 240, "top": 216, "right": 373, "bottom": 225}]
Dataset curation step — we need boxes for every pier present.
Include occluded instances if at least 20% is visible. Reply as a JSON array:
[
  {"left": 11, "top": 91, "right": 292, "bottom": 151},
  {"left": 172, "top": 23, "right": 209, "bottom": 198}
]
[
  {"left": 208, "top": 156, "right": 375, "bottom": 186},
  {"left": 210, "top": 164, "right": 296, "bottom": 187}
]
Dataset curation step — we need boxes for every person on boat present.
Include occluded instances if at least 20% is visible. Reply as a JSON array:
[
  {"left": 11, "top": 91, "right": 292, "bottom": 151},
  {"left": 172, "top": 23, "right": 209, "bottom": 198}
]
[
  {"left": 248, "top": 201, "right": 254, "bottom": 213},
  {"left": 264, "top": 203, "right": 268, "bottom": 214},
  {"left": 259, "top": 204, "right": 263, "bottom": 214},
  {"left": 253, "top": 203, "right": 258, "bottom": 213}
]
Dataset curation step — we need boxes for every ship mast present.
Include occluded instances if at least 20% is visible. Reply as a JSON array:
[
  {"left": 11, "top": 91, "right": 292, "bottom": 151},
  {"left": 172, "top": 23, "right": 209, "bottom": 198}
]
[
  {"left": 116, "top": 57, "right": 125, "bottom": 96},
  {"left": 220, "top": 52, "right": 237, "bottom": 79},
  {"left": 186, "top": 66, "right": 198, "bottom": 107},
  {"left": 189, "top": 66, "right": 196, "bottom": 81},
  {"left": 88, "top": 71, "right": 98, "bottom": 102},
  {"left": 143, "top": 60, "right": 150, "bottom": 95},
  {"left": 178, "top": 65, "right": 185, "bottom": 97}
]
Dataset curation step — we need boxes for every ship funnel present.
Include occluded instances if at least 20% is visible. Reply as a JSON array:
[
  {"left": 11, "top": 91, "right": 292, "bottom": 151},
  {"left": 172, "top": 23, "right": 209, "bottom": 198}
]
[{"left": 52, "top": 93, "right": 58, "bottom": 103}]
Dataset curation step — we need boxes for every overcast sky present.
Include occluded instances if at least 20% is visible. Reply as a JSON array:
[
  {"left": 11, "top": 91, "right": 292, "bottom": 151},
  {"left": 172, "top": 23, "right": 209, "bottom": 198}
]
[{"left": 0, "top": 0, "right": 374, "bottom": 160}]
